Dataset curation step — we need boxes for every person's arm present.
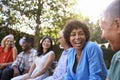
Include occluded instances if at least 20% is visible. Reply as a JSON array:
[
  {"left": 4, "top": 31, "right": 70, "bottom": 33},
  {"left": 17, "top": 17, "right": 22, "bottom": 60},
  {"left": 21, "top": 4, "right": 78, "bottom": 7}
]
[
  {"left": 12, "top": 47, "right": 18, "bottom": 60},
  {"left": 31, "top": 52, "right": 55, "bottom": 78},
  {"left": 21, "top": 61, "right": 36, "bottom": 80},
  {"left": 12, "top": 53, "right": 23, "bottom": 77},
  {"left": 88, "top": 45, "right": 107, "bottom": 80},
  {"left": 12, "top": 65, "right": 20, "bottom": 77},
  {"left": 27, "top": 60, "right": 36, "bottom": 76}
]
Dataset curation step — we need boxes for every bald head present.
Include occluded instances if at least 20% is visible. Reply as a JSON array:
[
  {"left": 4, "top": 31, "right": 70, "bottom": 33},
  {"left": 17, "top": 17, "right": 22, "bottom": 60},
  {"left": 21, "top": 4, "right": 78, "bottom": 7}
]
[{"left": 101, "top": 0, "right": 120, "bottom": 24}]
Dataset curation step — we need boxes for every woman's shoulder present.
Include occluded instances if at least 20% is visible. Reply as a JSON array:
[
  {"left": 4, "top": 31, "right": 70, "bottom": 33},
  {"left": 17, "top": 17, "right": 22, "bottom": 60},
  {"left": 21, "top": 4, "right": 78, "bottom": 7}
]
[
  {"left": 84, "top": 41, "right": 103, "bottom": 57},
  {"left": 67, "top": 48, "right": 76, "bottom": 57},
  {"left": 85, "top": 41, "right": 100, "bottom": 49},
  {"left": 44, "top": 50, "right": 55, "bottom": 58},
  {"left": 0, "top": 46, "right": 3, "bottom": 53},
  {"left": 12, "top": 46, "right": 17, "bottom": 51},
  {"left": 48, "top": 50, "right": 55, "bottom": 55},
  {"left": 0, "top": 46, "right": 3, "bottom": 50},
  {"left": 0, "top": 46, "right": 2, "bottom": 48}
]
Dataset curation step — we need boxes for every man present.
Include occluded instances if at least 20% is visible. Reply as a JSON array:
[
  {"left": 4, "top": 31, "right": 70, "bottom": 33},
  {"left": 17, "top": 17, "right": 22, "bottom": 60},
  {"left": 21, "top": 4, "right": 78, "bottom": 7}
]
[
  {"left": 1, "top": 37, "right": 36, "bottom": 80},
  {"left": 44, "top": 30, "right": 72, "bottom": 80},
  {"left": 99, "top": 0, "right": 120, "bottom": 80}
]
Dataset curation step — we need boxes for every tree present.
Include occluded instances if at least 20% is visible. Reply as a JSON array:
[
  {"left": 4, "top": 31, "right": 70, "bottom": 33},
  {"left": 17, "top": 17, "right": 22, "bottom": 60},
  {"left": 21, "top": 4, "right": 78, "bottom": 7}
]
[
  {"left": 88, "top": 20, "right": 107, "bottom": 43},
  {"left": 0, "top": 0, "right": 77, "bottom": 48}
]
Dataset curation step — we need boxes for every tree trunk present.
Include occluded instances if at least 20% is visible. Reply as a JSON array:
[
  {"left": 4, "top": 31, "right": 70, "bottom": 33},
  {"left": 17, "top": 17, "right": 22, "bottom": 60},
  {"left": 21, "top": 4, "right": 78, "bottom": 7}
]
[
  {"left": 34, "top": 24, "right": 41, "bottom": 49},
  {"left": 34, "top": 0, "right": 43, "bottom": 49}
]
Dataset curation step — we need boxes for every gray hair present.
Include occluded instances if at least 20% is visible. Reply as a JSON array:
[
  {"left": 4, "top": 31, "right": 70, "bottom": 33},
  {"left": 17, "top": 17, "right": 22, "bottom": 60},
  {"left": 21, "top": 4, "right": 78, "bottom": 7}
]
[{"left": 101, "top": 0, "right": 120, "bottom": 24}]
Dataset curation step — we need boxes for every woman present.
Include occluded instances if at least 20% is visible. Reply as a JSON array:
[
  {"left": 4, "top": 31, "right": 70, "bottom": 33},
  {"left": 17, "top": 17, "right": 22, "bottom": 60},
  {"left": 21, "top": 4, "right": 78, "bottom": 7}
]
[
  {"left": 63, "top": 19, "right": 107, "bottom": 80},
  {"left": 11, "top": 36, "right": 55, "bottom": 80},
  {"left": 0, "top": 34, "right": 17, "bottom": 79}
]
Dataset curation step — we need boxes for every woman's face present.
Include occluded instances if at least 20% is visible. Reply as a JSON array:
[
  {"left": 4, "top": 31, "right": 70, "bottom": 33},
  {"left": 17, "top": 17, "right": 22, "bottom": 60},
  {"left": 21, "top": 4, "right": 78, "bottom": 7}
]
[
  {"left": 42, "top": 38, "right": 51, "bottom": 49},
  {"left": 70, "top": 28, "right": 86, "bottom": 50},
  {"left": 5, "top": 38, "right": 14, "bottom": 48}
]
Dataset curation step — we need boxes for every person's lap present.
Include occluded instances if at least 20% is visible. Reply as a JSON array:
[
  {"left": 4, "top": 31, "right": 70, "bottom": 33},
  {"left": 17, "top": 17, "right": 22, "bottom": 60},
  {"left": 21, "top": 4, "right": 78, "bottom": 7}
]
[
  {"left": 1, "top": 65, "right": 14, "bottom": 80},
  {"left": 11, "top": 74, "right": 28, "bottom": 80},
  {"left": 0, "top": 69, "right": 3, "bottom": 79}
]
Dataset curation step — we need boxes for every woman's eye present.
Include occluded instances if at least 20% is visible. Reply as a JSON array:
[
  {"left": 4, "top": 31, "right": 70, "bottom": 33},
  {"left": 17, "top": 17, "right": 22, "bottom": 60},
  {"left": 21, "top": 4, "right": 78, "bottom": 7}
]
[
  {"left": 70, "top": 34, "right": 75, "bottom": 36},
  {"left": 79, "top": 33, "right": 84, "bottom": 35}
]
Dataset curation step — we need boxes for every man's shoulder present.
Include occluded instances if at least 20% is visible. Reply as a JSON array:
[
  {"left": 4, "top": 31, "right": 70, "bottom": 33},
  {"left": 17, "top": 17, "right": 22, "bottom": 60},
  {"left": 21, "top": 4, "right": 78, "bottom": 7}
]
[
  {"left": 85, "top": 41, "right": 99, "bottom": 49},
  {"left": 116, "top": 50, "right": 120, "bottom": 54},
  {"left": 30, "top": 48, "right": 37, "bottom": 55},
  {"left": 112, "top": 50, "right": 120, "bottom": 59},
  {"left": 18, "top": 51, "right": 24, "bottom": 56},
  {"left": 30, "top": 48, "right": 37, "bottom": 53}
]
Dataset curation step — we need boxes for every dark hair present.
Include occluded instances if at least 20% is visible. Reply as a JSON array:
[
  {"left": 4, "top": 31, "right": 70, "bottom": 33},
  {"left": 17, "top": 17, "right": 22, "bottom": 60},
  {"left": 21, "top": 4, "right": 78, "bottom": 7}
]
[
  {"left": 37, "top": 36, "right": 53, "bottom": 56},
  {"left": 24, "top": 38, "right": 33, "bottom": 47},
  {"left": 63, "top": 19, "right": 90, "bottom": 47}
]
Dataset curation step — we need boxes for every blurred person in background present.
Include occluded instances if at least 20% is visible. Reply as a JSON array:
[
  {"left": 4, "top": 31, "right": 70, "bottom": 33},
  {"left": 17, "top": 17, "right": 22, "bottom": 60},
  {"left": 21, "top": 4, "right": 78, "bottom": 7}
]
[
  {"left": 44, "top": 30, "right": 72, "bottom": 80},
  {"left": 11, "top": 36, "right": 55, "bottom": 80},
  {"left": 1, "top": 37, "right": 36, "bottom": 80},
  {"left": 0, "top": 34, "right": 17, "bottom": 80}
]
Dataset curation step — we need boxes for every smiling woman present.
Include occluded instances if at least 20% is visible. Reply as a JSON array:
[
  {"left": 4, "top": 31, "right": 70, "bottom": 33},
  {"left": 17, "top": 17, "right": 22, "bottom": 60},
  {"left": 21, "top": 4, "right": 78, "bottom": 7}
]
[
  {"left": 63, "top": 19, "right": 107, "bottom": 80},
  {"left": 0, "top": 34, "right": 17, "bottom": 79}
]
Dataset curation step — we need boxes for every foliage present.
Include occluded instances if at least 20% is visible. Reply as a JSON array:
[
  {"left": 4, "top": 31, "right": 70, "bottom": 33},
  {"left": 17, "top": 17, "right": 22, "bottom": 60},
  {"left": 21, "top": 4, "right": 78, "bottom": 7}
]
[
  {"left": 0, "top": 0, "right": 78, "bottom": 48},
  {"left": 0, "top": 26, "right": 34, "bottom": 52},
  {"left": 101, "top": 47, "right": 115, "bottom": 69},
  {"left": 88, "top": 20, "right": 107, "bottom": 44},
  {"left": 0, "top": 0, "right": 107, "bottom": 46}
]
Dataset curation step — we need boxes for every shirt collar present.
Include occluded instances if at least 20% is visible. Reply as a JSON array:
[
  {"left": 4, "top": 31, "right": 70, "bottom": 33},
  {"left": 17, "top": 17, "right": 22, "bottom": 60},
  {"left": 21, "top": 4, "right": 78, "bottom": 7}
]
[
  {"left": 63, "top": 47, "right": 73, "bottom": 55},
  {"left": 23, "top": 48, "right": 36, "bottom": 54},
  {"left": 62, "top": 50, "right": 68, "bottom": 55}
]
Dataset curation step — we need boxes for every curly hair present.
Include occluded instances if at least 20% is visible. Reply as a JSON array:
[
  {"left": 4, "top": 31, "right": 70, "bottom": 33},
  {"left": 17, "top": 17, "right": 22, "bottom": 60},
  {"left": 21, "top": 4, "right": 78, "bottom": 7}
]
[{"left": 63, "top": 19, "right": 90, "bottom": 47}]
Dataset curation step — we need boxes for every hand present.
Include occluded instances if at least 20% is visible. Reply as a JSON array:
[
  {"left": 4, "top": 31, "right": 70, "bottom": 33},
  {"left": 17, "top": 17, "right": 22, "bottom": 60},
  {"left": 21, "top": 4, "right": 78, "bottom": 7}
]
[
  {"left": 30, "top": 75, "right": 36, "bottom": 79},
  {"left": 23, "top": 69, "right": 29, "bottom": 74},
  {"left": 0, "top": 63, "right": 6, "bottom": 69},
  {"left": 21, "top": 75, "right": 30, "bottom": 80},
  {"left": 13, "top": 68, "right": 20, "bottom": 77}
]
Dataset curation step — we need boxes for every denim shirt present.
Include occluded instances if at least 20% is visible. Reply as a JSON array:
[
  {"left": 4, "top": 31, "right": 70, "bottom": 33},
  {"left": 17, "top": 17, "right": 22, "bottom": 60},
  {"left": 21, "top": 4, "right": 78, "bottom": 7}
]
[
  {"left": 64, "top": 41, "right": 107, "bottom": 80},
  {"left": 108, "top": 50, "right": 120, "bottom": 80}
]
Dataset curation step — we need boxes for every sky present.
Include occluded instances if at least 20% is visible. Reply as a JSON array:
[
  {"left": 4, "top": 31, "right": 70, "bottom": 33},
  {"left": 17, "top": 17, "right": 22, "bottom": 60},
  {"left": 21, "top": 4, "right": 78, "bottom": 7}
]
[{"left": 76, "top": 0, "right": 114, "bottom": 23}]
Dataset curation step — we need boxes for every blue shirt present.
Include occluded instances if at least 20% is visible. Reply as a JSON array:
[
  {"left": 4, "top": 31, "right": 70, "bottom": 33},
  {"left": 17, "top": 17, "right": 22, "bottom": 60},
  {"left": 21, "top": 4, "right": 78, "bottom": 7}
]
[{"left": 64, "top": 41, "right": 107, "bottom": 80}]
